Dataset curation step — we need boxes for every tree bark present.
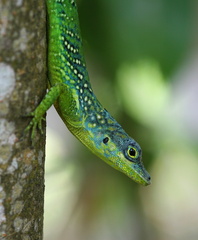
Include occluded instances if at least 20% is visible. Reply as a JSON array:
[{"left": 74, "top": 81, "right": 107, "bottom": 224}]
[{"left": 0, "top": 0, "right": 46, "bottom": 239}]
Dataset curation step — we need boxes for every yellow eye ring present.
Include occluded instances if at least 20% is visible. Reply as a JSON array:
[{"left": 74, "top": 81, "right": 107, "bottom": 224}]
[{"left": 127, "top": 146, "right": 137, "bottom": 158}]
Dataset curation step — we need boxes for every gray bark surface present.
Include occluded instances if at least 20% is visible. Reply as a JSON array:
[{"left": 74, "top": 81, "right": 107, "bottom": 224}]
[{"left": 0, "top": 0, "right": 46, "bottom": 239}]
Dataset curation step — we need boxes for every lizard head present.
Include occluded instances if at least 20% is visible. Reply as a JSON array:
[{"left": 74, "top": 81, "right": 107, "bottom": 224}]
[
  {"left": 92, "top": 129, "right": 151, "bottom": 186},
  {"left": 78, "top": 110, "right": 151, "bottom": 186}
]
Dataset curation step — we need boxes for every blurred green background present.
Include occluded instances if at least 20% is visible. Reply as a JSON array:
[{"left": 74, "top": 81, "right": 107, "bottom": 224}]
[{"left": 44, "top": 0, "right": 198, "bottom": 239}]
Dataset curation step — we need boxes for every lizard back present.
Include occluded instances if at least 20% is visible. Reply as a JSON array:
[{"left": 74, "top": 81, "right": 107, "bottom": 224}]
[{"left": 47, "top": 0, "right": 101, "bottom": 118}]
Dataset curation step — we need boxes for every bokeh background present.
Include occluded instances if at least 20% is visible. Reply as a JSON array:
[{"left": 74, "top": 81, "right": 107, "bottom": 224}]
[{"left": 44, "top": 0, "right": 198, "bottom": 239}]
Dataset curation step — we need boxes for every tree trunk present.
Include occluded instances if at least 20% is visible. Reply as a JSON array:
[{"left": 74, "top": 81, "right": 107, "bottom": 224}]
[{"left": 0, "top": 0, "right": 46, "bottom": 239}]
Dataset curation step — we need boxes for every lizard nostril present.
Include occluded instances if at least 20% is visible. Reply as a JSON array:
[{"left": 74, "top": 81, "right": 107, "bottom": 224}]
[{"left": 147, "top": 176, "right": 151, "bottom": 182}]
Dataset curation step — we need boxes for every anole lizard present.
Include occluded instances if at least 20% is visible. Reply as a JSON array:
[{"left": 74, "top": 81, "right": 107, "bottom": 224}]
[{"left": 26, "top": 0, "right": 151, "bottom": 186}]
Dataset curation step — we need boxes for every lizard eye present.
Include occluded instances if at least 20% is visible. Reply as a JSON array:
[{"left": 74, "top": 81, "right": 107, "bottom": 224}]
[
  {"left": 127, "top": 146, "right": 138, "bottom": 159},
  {"left": 103, "top": 137, "right": 109, "bottom": 144}
]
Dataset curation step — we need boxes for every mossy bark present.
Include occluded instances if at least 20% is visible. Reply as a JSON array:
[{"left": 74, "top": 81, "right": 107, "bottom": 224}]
[{"left": 0, "top": 0, "right": 46, "bottom": 239}]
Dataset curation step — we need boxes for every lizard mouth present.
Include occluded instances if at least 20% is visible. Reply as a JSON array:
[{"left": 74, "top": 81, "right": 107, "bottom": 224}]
[{"left": 131, "top": 160, "right": 151, "bottom": 185}]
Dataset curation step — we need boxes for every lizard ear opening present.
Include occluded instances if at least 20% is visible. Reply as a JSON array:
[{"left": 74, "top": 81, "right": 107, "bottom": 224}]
[{"left": 103, "top": 137, "right": 109, "bottom": 144}]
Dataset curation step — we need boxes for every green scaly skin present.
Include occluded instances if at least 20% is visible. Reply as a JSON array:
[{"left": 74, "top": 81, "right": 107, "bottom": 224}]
[{"left": 26, "top": 0, "right": 151, "bottom": 186}]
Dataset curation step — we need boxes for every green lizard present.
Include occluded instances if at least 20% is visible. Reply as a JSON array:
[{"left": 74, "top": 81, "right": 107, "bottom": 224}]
[{"left": 26, "top": 0, "right": 151, "bottom": 186}]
